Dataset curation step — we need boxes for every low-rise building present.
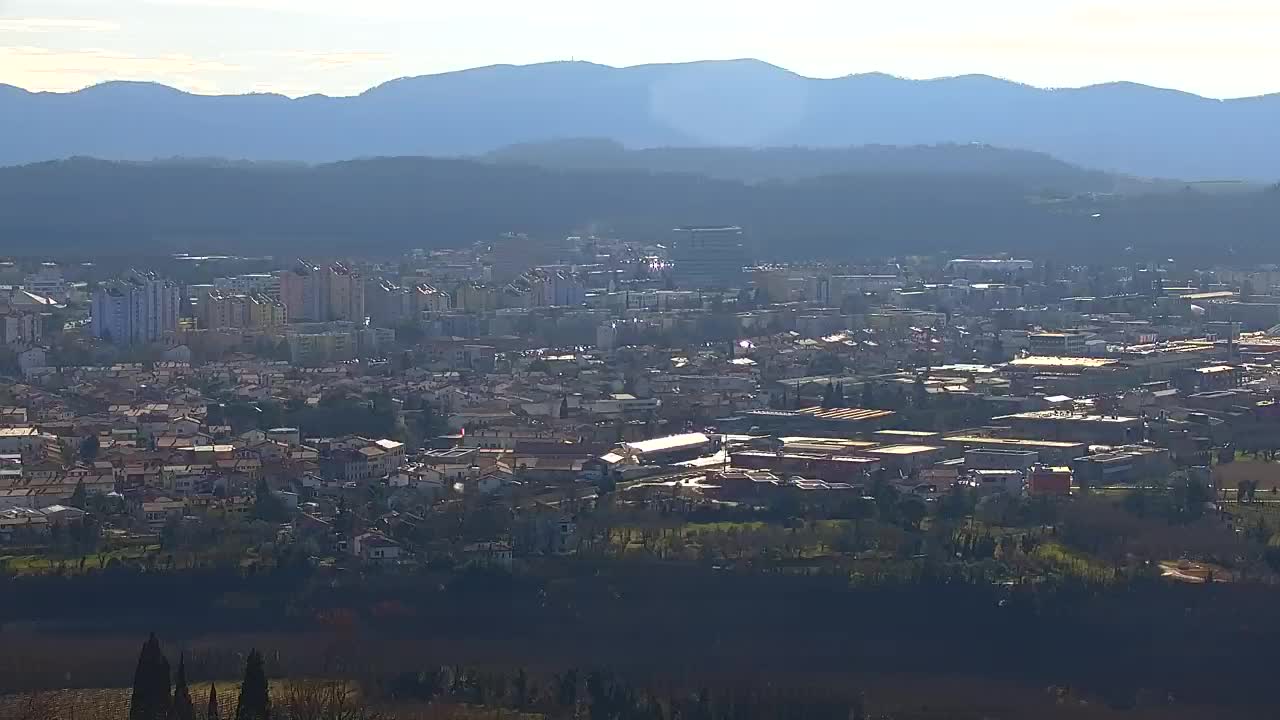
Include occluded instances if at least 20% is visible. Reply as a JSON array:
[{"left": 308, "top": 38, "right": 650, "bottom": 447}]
[
  {"left": 1072, "top": 446, "right": 1171, "bottom": 487},
  {"left": 995, "top": 410, "right": 1145, "bottom": 446}
]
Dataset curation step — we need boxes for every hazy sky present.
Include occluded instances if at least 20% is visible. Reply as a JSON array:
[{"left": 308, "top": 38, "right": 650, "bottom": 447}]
[{"left": 2, "top": 0, "right": 1278, "bottom": 98}]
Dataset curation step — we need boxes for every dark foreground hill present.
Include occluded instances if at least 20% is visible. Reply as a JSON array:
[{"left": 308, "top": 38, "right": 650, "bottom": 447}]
[
  {"left": 4, "top": 59, "right": 1280, "bottom": 179},
  {"left": 1, "top": 156, "right": 1277, "bottom": 262}
]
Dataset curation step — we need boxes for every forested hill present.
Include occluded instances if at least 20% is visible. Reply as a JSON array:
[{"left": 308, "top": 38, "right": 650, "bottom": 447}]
[
  {"left": 481, "top": 139, "right": 1119, "bottom": 192},
  {"left": 4, "top": 60, "right": 1280, "bottom": 179},
  {"left": 1, "top": 157, "right": 1277, "bottom": 261}
]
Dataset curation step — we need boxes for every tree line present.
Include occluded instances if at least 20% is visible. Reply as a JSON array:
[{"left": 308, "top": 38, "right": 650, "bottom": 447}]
[{"left": 3, "top": 157, "right": 1278, "bottom": 263}]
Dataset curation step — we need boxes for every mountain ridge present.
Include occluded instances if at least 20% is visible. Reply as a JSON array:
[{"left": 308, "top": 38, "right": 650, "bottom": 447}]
[
  {"left": 22, "top": 60, "right": 1279, "bottom": 101},
  {"left": 4, "top": 59, "right": 1280, "bottom": 178}
]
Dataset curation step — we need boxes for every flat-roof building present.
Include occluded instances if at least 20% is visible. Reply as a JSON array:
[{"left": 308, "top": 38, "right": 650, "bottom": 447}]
[
  {"left": 995, "top": 410, "right": 1144, "bottom": 446},
  {"left": 741, "top": 407, "right": 897, "bottom": 437},
  {"left": 941, "top": 435, "right": 1087, "bottom": 465},
  {"left": 1029, "top": 332, "right": 1090, "bottom": 357}
]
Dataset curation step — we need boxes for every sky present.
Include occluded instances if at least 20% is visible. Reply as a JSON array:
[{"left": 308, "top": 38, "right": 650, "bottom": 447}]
[{"left": 2, "top": 0, "right": 1279, "bottom": 99}]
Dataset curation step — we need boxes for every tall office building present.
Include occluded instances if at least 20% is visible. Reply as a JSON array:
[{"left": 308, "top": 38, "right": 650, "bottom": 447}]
[
  {"left": 670, "top": 226, "right": 749, "bottom": 289},
  {"left": 91, "top": 272, "right": 180, "bottom": 345}
]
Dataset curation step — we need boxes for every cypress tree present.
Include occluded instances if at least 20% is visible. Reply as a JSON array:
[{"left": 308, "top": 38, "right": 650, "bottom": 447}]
[
  {"left": 169, "top": 656, "right": 195, "bottom": 720},
  {"left": 158, "top": 652, "right": 173, "bottom": 719},
  {"left": 235, "top": 649, "right": 271, "bottom": 720},
  {"left": 128, "top": 634, "right": 156, "bottom": 720},
  {"left": 128, "top": 633, "right": 173, "bottom": 720},
  {"left": 207, "top": 684, "right": 220, "bottom": 720}
]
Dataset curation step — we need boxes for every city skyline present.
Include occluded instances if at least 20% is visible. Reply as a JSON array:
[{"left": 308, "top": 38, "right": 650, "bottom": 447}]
[{"left": 3, "top": 0, "right": 1280, "bottom": 99}]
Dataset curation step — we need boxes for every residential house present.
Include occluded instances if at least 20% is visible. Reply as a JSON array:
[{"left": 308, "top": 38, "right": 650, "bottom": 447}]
[{"left": 352, "top": 532, "right": 402, "bottom": 563}]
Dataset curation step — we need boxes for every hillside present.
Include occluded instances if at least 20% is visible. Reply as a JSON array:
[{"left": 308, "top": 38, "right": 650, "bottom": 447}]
[
  {"left": 3, "top": 60, "right": 1280, "bottom": 179},
  {"left": 482, "top": 139, "right": 1118, "bottom": 191},
  {"left": 1, "top": 157, "right": 1277, "bottom": 262}
]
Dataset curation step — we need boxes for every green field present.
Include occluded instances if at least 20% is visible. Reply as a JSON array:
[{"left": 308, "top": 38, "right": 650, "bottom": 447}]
[{"left": 0, "top": 545, "right": 164, "bottom": 575}]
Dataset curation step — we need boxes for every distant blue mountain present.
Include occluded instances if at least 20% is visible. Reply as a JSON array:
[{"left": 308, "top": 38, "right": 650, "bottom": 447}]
[{"left": 3, "top": 59, "right": 1279, "bottom": 180}]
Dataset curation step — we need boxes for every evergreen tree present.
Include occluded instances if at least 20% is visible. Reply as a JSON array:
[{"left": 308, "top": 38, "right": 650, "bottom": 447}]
[
  {"left": 821, "top": 381, "right": 836, "bottom": 409},
  {"left": 207, "top": 684, "right": 220, "bottom": 720},
  {"left": 235, "top": 649, "right": 271, "bottom": 720},
  {"left": 835, "top": 382, "right": 845, "bottom": 407},
  {"left": 69, "top": 478, "right": 88, "bottom": 509},
  {"left": 129, "top": 633, "right": 173, "bottom": 720},
  {"left": 559, "top": 396, "right": 570, "bottom": 419},
  {"left": 79, "top": 434, "right": 100, "bottom": 463},
  {"left": 913, "top": 376, "right": 930, "bottom": 409},
  {"left": 252, "top": 478, "right": 288, "bottom": 523},
  {"left": 860, "top": 382, "right": 875, "bottom": 409},
  {"left": 169, "top": 656, "right": 195, "bottom": 720}
]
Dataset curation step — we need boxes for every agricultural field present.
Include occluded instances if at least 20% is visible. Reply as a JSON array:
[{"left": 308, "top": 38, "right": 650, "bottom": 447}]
[{"left": 0, "top": 684, "right": 545, "bottom": 720}]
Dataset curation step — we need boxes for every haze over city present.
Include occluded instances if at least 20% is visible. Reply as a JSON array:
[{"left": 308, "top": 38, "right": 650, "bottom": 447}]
[{"left": 3, "top": 0, "right": 1280, "bottom": 98}]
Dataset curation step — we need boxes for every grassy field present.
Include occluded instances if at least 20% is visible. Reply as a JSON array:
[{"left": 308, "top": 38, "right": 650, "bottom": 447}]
[
  {"left": 1033, "top": 542, "right": 1117, "bottom": 583},
  {"left": 1217, "top": 457, "right": 1280, "bottom": 491},
  {"left": 0, "top": 545, "right": 169, "bottom": 575},
  {"left": 604, "top": 518, "right": 869, "bottom": 561}
]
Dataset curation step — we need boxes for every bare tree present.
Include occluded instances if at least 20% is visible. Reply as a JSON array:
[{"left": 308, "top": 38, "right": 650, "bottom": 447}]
[{"left": 277, "top": 680, "right": 383, "bottom": 720}]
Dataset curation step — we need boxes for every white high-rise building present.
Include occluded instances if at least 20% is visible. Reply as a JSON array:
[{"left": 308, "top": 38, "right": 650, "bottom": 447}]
[{"left": 91, "top": 272, "right": 180, "bottom": 345}]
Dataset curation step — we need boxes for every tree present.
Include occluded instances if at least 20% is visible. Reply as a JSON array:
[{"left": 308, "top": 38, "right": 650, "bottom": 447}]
[
  {"left": 821, "top": 381, "right": 836, "bottom": 409},
  {"left": 128, "top": 633, "right": 172, "bottom": 720},
  {"left": 912, "top": 375, "right": 930, "bottom": 409},
  {"left": 899, "top": 496, "right": 928, "bottom": 530},
  {"left": 834, "top": 382, "right": 845, "bottom": 408},
  {"left": 986, "top": 331, "right": 1005, "bottom": 365},
  {"left": 208, "top": 684, "right": 220, "bottom": 720},
  {"left": 79, "top": 435, "right": 100, "bottom": 463},
  {"left": 160, "top": 515, "right": 182, "bottom": 551},
  {"left": 253, "top": 478, "right": 289, "bottom": 523},
  {"left": 939, "top": 485, "right": 976, "bottom": 521},
  {"left": 559, "top": 395, "right": 570, "bottom": 420},
  {"left": 278, "top": 680, "right": 374, "bottom": 720},
  {"left": 860, "top": 382, "right": 875, "bottom": 409},
  {"left": 169, "top": 656, "right": 195, "bottom": 720},
  {"left": 69, "top": 478, "right": 88, "bottom": 509},
  {"left": 235, "top": 649, "right": 271, "bottom": 720},
  {"left": 555, "top": 669, "right": 578, "bottom": 709},
  {"left": 511, "top": 668, "right": 530, "bottom": 709}
]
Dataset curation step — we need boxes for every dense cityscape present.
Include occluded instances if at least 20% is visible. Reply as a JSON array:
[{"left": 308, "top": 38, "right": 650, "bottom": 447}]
[
  {"left": 5, "top": 1, "right": 1280, "bottom": 713},
  {"left": 6, "top": 221, "right": 1280, "bottom": 716}
]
